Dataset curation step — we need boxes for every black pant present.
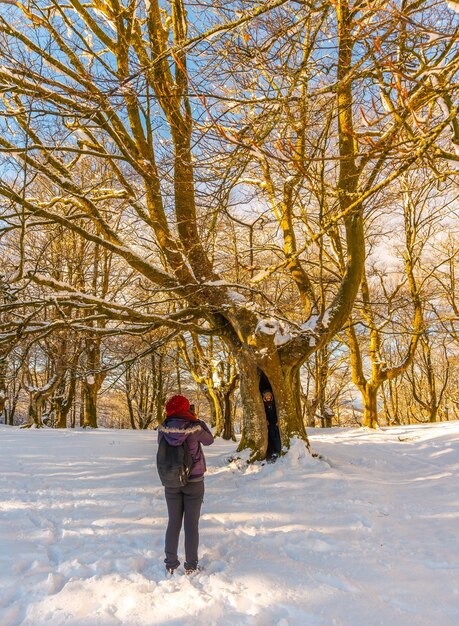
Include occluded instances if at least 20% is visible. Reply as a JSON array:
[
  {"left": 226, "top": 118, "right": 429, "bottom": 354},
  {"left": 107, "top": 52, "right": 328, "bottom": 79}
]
[
  {"left": 267, "top": 422, "right": 282, "bottom": 457},
  {"left": 164, "top": 480, "right": 204, "bottom": 570}
]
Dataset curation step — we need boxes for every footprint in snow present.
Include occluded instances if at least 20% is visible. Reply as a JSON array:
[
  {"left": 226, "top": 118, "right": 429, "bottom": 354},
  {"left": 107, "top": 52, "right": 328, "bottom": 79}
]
[{"left": 45, "top": 572, "right": 66, "bottom": 595}]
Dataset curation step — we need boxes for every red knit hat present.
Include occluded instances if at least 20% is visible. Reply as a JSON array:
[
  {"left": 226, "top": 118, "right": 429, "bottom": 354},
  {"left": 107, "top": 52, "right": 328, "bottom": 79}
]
[{"left": 165, "top": 395, "right": 196, "bottom": 419}]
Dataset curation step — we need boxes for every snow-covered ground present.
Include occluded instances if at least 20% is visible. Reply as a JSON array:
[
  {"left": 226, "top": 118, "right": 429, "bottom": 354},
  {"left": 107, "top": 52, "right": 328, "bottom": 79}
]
[{"left": 1, "top": 422, "right": 458, "bottom": 626}]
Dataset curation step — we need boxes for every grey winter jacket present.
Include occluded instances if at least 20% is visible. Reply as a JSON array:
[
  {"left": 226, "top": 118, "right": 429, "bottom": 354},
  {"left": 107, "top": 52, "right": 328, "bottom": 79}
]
[{"left": 157, "top": 416, "right": 214, "bottom": 480}]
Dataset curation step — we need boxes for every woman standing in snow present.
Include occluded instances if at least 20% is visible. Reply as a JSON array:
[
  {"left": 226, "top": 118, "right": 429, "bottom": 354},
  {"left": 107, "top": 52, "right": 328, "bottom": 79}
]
[{"left": 157, "top": 395, "right": 214, "bottom": 575}]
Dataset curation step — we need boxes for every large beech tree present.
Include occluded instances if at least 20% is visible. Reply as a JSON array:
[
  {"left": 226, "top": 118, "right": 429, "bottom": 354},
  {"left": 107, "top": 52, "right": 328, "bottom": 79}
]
[{"left": 0, "top": 1, "right": 457, "bottom": 457}]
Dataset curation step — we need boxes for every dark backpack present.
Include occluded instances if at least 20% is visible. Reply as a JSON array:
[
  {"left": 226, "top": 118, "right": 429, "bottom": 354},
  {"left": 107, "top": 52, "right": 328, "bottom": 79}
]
[{"left": 156, "top": 436, "right": 193, "bottom": 488}]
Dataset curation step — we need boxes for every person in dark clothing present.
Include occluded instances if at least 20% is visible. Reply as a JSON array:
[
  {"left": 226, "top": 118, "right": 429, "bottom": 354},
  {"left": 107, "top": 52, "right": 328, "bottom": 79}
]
[
  {"left": 157, "top": 394, "right": 214, "bottom": 575},
  {"left": 262, "top": 390, "right": 282, "bottom": 461}
]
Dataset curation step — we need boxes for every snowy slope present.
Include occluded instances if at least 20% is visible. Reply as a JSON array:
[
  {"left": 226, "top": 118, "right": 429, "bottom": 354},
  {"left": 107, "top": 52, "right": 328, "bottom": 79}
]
[{"left": 1, "top": 422, "right": 458, "bottom": 626}]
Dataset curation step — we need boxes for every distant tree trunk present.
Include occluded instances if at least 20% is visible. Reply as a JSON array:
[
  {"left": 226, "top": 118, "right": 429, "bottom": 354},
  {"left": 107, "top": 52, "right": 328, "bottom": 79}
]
[
  {"left": 22, "top": 363, "right": 62, "bottom": 428},
  {"left": 83, "top": 381, "right": 99, "bottom": 428},
  {"left": 153, "top": 352, "right": 165, "bottom": 428},
  {"left": 125, "top": 367, "right": 137, "bottom": 430},
  {"left": 221, "top": 371, "right": 238, "bottom": 441},
  {"left": 0, "top": 356, "right": 20, "bottom": 426},
  {"left": 305, "top": 401, "right": 317, "bottom": 428},
  {"left": 27, "top": 393, "right": 45, "bottom": 428},
  {"left": 126, "top": 394, "right": 137, "bottom": 430},
  {"left": 362, "top": 385, "right": 379, "bottom": 429},
  {"left": 55, "top": 405, "right": 64, "bottom": 428},
  {"left": 382, "top": 379, "right": 401, "bottom": 426},
  {"left": 176, "top": 348, "right": 182, "bottom": 396},
  {"left": 82, "top": 337, "right": 106, "bottom": 428},
  {"left": 428, "top": 404, "right": 439, "bottom": 424},
  {"left": 71, "top": 394, "right": 76, "bottom": 428},
  {"left": 0, "top": 357, "right": 7, "bottom": 423},
  {"left": 421, "top": 334, "right": 448, "bottom": 424},
  {"left": 205, "top": 387, "right": 223, "bottom": 432},
  {"left": 315, "top": 348, "right": 332, "bottom": 428},
  {"left": 222, "top": 391, "right": 236, "bottom": 441},
  {"left": 304, "top": 371, "right": 318, "bottom": 428},
  {"left": 79, "top": 383, "right": 85, "bottom": 427},
  {"left": 425, "top": 346, "right": 439, "bottom": 423},
  {"left": 8, "top": 397, "right": 18, "bottom": 426},
  {"left": 55, "top": 371, "right": 77, "bottom": 428}
]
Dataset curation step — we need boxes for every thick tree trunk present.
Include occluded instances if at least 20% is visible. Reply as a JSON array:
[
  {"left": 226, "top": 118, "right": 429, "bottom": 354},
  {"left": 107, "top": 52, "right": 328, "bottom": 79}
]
[
  {"left": 207, "top": 386, "right": 224, "bottom": 435},
  {"left": 428, "top": 403, "right": 438, "bottom": 423},
  {"left": 204, "top": 388, "right": 217, "bottom": 428},
  {"left": 26, "top": 394, "right": 44, "bottom": 428},
  {"left": 7, "top": 401, "right": 16, "bottom": 426},
  {"left": 71, "top": 399, "right": 76, "bottom": 428},
  {"left": 0, "top": 358, "right": 7, "bottom": 423},
  {"left": 126, "top": 393, "right": 137, "bottom": 429},
  {"left": 152, "top": 352, "right": 164, "bottom": 428},
  {"left": 83, "top": 337, "right": 105, "bottom": 428},
  {"left": 315, "top": 348, "right": 332, "bottom": 428},
  {"left": 222, "top": 387, "right": 236, "bottom": 441},
  {"left": 425, "top": 342, "right": 438, "bottom": 424},
  {"left": 304, "top": 396, "right": 317, "bottom": 428},
  {"left": 83, "top": 382, "right": 98, "bottom": 428},
  {"left": 125, "top": 368, "right": 137, "bottom": 430},
  {"left": 271, "top": 365, "right": 307, "bottom": 445},
  {"left": 236, "top": 349, "right": 308, "bottom": 460},
  {"left": 55, "top": 374, "right": 76, "bottom": 429},
  {"left": 363, "top": 385, "right": 379, "bottom": 429},
  {"left": 236, "top": 354, "right": 268, "bottom": 460},
  {"left": 0, "top": 396, "right": 5, "bottom": 424},
  {"left": 56, "top": 405, "right": 66, "bottom": 429},
  {"left": 79, "top": 383, "right": 85, "bottom": 427}
]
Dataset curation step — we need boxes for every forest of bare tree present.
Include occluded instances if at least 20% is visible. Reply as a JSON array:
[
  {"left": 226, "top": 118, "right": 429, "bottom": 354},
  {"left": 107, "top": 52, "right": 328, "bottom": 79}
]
[{"left": 0, "top": 0, "right": 458, "bottom": 460}]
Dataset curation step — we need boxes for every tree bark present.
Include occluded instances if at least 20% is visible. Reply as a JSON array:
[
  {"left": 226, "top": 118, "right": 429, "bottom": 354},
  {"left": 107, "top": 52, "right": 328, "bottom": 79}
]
[
  {"left": 236, "top": 345, "right": 308, "bottom": 460},
  {"left": 221, "top": 370, "right": 238, "bottom": 441},
  {"left": 222, "top": 389, "right": 236, "bottom": 441},
  {"left": 236, "top": 353, "right": 268, "bottom": 461},
  {"left": 83, "top": 382, "right": 98, "bottom": 429},
  {"left": 125, "top": 368, "right": 137, "bottom": 430},
  {"left": 25, "top": 392, "right": 45, "bottom": 428},
  {"left": 207, "top": 386, "right": 224, "bottom": 435},
  {"left": 363, "top": 385, "right": 379, "bottom": 429},
  {"left": 82, "top": 336, "right": 106, "bottom": 428},
  {"left": 0, "top": 357, "right": 7, "bottom": 424},
  {"left": 55, "top": 372, "right": 76, "bottom": 429}
]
